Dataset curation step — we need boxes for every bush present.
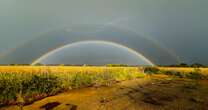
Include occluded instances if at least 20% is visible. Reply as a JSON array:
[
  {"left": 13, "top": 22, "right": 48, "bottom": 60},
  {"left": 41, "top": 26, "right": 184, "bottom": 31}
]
[
  {"left": 186, "top": 72, "right": 204, "bottom": 80},
  {"left": 144, "top": 67, "right": 160, "bottom": 74},
  {"left": 22, "top": 75, "right": 61, "bottom": 95},
  {"left": 70, "top": 73, "right": 94, "bottom": 88},
  {"left": 162, "top": 70, "right": 185, "bottom": 78},
  {"left": 0, "top": 73, "right": 22, "bottom": 106},
  {"left": 162, "top": 68, "right": 207, "bottom": 80},
  {"left": 106, "top": 64, "right": 129, "bottom": 67},
  {"left": 0, "top": 73, "right": 62, "bottom": 106},
  {"left": 163, "top": 71, "right": 174, "bottom": 75}
]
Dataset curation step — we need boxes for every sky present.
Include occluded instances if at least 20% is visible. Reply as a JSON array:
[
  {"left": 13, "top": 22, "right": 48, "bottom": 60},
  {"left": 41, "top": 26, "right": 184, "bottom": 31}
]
[
  {"left": 34, "top": 41, "right": 154, "bottom": 66},
  {"left": 0, "top": 0, "right": 207, "bottom": 65}
]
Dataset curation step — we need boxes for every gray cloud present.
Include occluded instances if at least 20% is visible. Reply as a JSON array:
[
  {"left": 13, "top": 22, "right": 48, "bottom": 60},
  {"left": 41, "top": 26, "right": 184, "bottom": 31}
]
[{"left": 0, "top": 0, "right": 207, "bottom": 65}]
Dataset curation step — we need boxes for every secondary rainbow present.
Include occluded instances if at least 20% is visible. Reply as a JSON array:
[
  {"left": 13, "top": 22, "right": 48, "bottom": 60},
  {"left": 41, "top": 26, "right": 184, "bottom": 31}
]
[{"left": 0, "top": 25, "right": 180, "bottom": 64}]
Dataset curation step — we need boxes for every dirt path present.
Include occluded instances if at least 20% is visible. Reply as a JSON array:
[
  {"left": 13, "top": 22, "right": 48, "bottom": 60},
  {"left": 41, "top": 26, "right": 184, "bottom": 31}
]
[{"left": 2, "top": 76, "right": 208, "bottom": 110}]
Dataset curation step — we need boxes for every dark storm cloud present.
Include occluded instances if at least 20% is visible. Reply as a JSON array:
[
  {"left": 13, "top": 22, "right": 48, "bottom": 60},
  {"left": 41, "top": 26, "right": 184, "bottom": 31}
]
[
  {"left": 0, "top": 25, "right": 179, "bottom": 65},
  {"left": 0, "top": 0, "right": 207, "bottom": 65}
]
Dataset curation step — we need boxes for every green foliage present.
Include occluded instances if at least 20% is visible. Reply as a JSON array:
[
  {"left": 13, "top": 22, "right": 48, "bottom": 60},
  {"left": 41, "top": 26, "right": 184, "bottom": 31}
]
[
  {"left": 163, "top": 70, "right": 185, "bottom": 78},
  {"left": 144, "top": 67, "right": 160, "bottom": 74},
  {"left": 161, "top": 68, "right": 207, "bottom": 80},
  {"left": 0, "top": 73, "right": 22, "bottom": 105},
  {"left": 186, "top": 69, "right": 205, "bottom": 80},
  {"left": 70, "top": 73, "right": 94, "bottom": 88},
  {"left": 34, "top": 63, "right": 44, "bottom": 66},
  {"left": 179, "top": 63, "right": 189, "bottom": 67},
  {"left": 164, "top": 63, "right": 205, "bottom": 68},
  {"left": 22, "top": 75, "right": 61, "bottom": 94},
  {"left": 163, "top": 70, "right": 175, "bottom": 75},
  {"left": 0, "top": 69, "right": 144, "bottom": 106}
]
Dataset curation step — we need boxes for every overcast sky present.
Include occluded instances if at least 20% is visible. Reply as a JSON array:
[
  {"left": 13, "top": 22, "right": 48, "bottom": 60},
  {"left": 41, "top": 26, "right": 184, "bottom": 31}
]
[{"left": 0, "top": 0, "right": 207, "bottom": 65}]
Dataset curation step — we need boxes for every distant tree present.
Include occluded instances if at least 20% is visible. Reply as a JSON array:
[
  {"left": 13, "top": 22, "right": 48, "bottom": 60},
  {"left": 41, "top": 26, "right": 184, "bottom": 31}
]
[
  {"left": 106, "top": 64, "right": 128, "bottom": 67},
  {"left": 191, "top": 63, "right": 204, "bottom": 68},
  {"left": 9, "top": 64, "right": 19, "bottom": 66},
  {"left": 34, "top": 63, "right": 44, "bottom": 66},
  {"left": 163, "top": 63, "right": 207, "bottom": 68},
  {"left": 179, "top": 63, "right": 189, "bottom": 67}
]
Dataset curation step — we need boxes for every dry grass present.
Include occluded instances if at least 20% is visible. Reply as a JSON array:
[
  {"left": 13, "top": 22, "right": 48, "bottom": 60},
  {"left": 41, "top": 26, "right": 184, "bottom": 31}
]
[
  {"left": 0, "top": 66, "right": 141, "bottom": 74},
  {"left": 159, "top": 67, "right": 208, "bottom": 75}
]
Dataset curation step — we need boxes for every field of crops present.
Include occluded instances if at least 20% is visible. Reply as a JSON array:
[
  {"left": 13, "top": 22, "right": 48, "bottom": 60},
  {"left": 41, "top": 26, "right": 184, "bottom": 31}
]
[
  {"left": 159, "top": 67, "right": 208, "bottom": 75},
  {"left": 0, "top": 66, "right": 142, "bottom": 74},
  {"left": 0, "top": 66, "right": 144, "bottom": 107}
]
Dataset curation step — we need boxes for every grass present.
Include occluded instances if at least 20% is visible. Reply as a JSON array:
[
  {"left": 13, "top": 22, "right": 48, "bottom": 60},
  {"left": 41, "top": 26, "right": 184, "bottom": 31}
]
[
  {"left": 1, "top": 66, "right": 208, "bottom": 109},
  {"left": 0, "top": 66, "right": 144, "bottom": 107},
  {"left": 145, "top": 67, "right": 208, "bottom": 80},
  {"left": 1, "top": 66, "right": 208, "bottom": 110}
]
